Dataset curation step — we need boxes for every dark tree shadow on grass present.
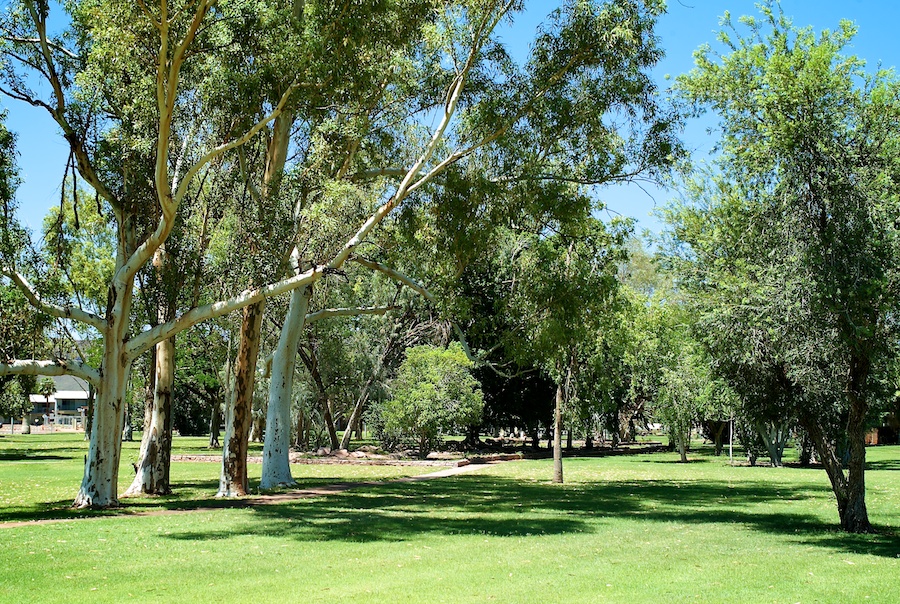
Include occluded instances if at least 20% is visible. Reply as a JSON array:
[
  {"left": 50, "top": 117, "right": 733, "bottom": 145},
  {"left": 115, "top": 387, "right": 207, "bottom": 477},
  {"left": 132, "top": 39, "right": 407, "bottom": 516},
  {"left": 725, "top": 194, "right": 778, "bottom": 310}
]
[
  {"left": 160, "top": 474, "right": 900, "bottom": 558},
  {"left": 866, "top": 459, "right": 900, "bottom": 471}
]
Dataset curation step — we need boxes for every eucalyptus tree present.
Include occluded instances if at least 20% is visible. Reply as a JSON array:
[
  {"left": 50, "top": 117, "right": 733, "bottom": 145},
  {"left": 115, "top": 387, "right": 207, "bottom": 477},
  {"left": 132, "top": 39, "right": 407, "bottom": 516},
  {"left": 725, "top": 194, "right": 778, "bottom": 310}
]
[
  {"left": 256, "top": 0, "right": 681, "bottom": 488},
  {"left": 0, "top": 0, "right": 303, "bottom": 507},
  {"left": 671, "top": 5, "right": 900, "bottom": 532},
  {"left": 0, "top": 0, "right": 678, "bottom": 506}
]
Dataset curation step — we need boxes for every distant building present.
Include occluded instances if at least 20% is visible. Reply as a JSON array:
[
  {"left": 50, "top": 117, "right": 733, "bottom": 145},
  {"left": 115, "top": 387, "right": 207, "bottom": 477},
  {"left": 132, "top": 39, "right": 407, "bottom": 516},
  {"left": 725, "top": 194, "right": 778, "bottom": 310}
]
[{"left": 28, "top": 375, "right": 91, "bottom": 429}]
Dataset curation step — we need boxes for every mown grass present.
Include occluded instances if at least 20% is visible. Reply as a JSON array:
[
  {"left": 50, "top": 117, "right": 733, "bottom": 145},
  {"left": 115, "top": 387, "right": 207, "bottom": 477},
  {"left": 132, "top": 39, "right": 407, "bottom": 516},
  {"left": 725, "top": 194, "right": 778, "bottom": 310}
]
[
  {"left": 0, "top": 434, "right": 898, "bottom": 603},
  {"left": 0, "top": 434, "right": 434, "bottom": 522}
]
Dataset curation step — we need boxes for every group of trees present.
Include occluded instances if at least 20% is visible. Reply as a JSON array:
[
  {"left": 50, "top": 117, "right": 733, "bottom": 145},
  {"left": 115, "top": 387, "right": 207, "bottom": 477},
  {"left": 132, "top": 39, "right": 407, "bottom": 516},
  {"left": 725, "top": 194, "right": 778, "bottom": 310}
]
[
  {"left": 1, "top": 0, "right": 897, "bottom": 534},
  {"left": 0, "top": 0, "right": 674, "bottom": 505}
]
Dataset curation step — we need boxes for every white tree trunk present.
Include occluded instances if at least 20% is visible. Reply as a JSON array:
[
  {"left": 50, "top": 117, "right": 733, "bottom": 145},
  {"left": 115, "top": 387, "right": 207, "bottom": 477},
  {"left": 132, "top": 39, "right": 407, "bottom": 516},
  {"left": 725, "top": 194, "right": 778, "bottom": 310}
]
[
  {"left": 552, "top": 383, "right": 564, "bottom": 484},
  {"left": 74, "top": 338, "right": 130, "bottom": 508},
  {"left": 260, "top": 285, "right": 310, "bottom": 489},
  {"left": 124, "top": 336, "right": 175, "bottom": 496}
]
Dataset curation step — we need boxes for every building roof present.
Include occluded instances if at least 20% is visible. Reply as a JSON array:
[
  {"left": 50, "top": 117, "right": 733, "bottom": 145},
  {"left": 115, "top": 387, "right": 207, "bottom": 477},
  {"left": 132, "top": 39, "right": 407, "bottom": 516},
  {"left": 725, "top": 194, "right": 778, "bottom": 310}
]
[
  {"left": 51, "top": 375, "right": 90, "bottom": 393},
  {"left": 29, "top": 375, "right": 91, "bottom": 403}
]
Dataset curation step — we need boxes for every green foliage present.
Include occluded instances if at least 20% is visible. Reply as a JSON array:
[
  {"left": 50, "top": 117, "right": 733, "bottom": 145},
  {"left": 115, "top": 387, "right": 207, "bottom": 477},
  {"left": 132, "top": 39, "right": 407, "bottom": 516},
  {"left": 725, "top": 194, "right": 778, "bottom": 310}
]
[
  {"left": 377, "top": 343, "right": 484, "bottom": 454},
  {"left": 669, "top": 2, "right": 900, "bottom": 444},
  {"left": 0, "top": 379, "right": 31, "bottom": 420}
]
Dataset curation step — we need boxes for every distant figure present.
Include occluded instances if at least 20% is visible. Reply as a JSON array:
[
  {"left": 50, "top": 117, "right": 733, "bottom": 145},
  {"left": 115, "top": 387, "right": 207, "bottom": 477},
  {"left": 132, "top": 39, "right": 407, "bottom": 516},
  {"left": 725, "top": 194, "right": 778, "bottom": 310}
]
[{"left": 42, "top": 414, "right": 48, "bottom": 432}]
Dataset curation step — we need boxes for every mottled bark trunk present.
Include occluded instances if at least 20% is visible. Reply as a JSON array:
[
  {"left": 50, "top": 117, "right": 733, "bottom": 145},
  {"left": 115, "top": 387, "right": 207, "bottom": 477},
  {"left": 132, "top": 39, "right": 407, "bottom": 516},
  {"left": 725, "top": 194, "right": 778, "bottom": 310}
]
[
  {"left": 218, "top": 301, "right": 264, "bottom": 497},
  {"left": 260, "top": 286, "right": 309, "bottom": 488},
  {"left": 124, "top": 336, "right": 175, "bottom": 496},
  {"left": 21, "top": 417, "right": 30, "bottom": 434},
  {"left": 74, "top": 276, "right": 133, "bottom": 508},
  {"left": 552, "top": 383, "right": 563, "bottom": 484},
  {"left": 74, "top": 342, "right": 130, "bottom": 508}
]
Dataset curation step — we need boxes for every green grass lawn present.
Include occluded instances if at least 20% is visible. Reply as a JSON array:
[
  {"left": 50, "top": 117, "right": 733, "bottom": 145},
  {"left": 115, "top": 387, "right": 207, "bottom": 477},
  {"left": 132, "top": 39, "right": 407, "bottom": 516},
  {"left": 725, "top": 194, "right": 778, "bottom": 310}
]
[{"left": 0, "top": 434, "right": 898, "bottom": 603}]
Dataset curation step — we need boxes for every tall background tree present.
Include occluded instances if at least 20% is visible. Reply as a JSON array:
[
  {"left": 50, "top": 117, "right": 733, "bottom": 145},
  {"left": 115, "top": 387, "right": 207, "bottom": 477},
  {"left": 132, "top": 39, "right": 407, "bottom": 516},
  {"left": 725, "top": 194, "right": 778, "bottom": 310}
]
[{"left": 668, "top": 3, "right": 900, "bottom": 532}]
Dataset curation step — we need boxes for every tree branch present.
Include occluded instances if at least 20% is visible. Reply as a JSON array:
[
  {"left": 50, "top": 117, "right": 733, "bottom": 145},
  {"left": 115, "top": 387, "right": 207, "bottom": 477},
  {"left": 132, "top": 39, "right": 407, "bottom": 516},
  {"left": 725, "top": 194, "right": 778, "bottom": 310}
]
[
  {"left": 126, "top": 265, "right": 323, "bottom": 359},
  {"left": 0, "top": 359, "right": 101, "bottom": 387},
  {"left": 2, "top": 268, "right": 106, "bottom": 331},
  {"left": 305, "top": 305, "right": 399, "bottom": 324},
  {"left": 351, "top": 257, "right": 435, "bottom": 303}
]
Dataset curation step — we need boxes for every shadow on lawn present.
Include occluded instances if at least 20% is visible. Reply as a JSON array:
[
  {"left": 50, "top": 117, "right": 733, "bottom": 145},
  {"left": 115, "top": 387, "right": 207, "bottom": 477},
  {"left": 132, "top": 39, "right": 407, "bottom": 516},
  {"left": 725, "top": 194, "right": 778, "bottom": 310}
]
[
  {"left": 866, "top": 459, "right": 900, "bottom": 472},
  {"left": 161, "top": 474, "right": 900, "bottom": 558}
]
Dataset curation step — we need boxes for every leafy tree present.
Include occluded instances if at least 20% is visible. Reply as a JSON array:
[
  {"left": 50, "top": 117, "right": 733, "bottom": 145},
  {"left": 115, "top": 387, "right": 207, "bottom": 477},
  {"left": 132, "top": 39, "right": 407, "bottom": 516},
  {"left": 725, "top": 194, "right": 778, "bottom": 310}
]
[
  {"left": 0, "top": 379, "right": 32, "bottom": 432},
  {"left": 0, "top": 0, "right": 679, "bottom": 506},
  {"left": 378, "top": 343, "right": 483, "bottom": 455},
  {"left": 670, "top": 4, "right": 900, "bottom": 532}
]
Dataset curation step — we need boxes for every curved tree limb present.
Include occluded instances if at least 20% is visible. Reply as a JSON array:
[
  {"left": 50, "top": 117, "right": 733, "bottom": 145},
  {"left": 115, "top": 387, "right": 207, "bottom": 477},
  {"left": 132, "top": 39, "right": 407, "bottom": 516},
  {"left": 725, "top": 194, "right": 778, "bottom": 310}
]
[
  {"left": 305, "top": 305, "right": 399, "bottom": 324},
  {"left": 126, "top": 266, "right": 323, "bottom": 359},
  {"left": 350, "top": 257, "right": 436, "bottom": 303},
  {"left": 0, "top": 359, "right": 101, "bottom": 387},
  {"left": 2, "top": 268, "right": 106, "bottom": 331}
]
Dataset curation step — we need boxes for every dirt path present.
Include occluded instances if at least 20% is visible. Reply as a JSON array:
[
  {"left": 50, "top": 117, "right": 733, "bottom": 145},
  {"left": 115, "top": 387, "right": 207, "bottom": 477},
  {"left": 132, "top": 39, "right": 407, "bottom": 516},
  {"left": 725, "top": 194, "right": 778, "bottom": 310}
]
[{"left": 0, "top": 460, "right": 495, "bottom": 529}]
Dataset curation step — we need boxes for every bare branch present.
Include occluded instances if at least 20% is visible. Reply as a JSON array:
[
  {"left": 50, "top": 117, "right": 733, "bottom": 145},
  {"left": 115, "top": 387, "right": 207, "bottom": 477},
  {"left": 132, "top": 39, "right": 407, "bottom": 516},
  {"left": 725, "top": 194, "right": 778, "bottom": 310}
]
[
  {"left": 305, "top": 305, "right": 399, "bottom": 323},
  {"left": 2, "top": 268, "right": 106, "bottom": 331},
  {"left": 0, "top": 36, "right": 80, "bottom": 60},
  {"left": 0, "top": 359, "right": 101, "bottom": 387},
  {"left": 126, "top": 265, "right": 323, "bottom": 359},
  {"left": 347, "top": 167, "right": 408, "bottom": 181},
  {"left": 351, "top": 257, "right": 435, "bottom": 303}
]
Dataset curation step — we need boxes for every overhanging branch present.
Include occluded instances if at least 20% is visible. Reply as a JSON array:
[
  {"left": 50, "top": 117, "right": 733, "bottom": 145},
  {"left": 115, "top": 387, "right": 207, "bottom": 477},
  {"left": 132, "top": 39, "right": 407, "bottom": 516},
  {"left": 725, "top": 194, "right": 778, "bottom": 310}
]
[
  {"left": 305, "top": 305, "right": 399, "bottom": 324},
  {"left": 0, "top": 359, "right": 101, "bottom": 387},
  {"left": 2, "top": 268, "right": 106, "bottom": 331},
  {"left": 126, "top": 265, "right": 323, "bottom": 359}
]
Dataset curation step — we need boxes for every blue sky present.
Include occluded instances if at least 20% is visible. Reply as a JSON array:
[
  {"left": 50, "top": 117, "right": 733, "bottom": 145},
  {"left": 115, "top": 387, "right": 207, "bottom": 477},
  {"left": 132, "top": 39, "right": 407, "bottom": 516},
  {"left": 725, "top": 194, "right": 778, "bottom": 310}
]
[{"left": 5, "top": 0, "right": 900, "bottom": 236}]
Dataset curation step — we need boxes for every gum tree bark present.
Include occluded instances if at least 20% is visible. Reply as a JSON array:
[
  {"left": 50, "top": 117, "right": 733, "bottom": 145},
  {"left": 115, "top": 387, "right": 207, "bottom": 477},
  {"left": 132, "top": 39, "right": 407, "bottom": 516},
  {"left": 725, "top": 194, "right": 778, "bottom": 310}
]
[
  {"left": 123, "top": 335, "right": 174, "bottom": 496},
  {"left": 260, "top": 284, "right": 311, "bottom": 488},
  {"left": 218, "top": 301, "right": 265, "bottom": 497},
  {"left": 124, "top": 246, "right": 177, "bottom": 496}
]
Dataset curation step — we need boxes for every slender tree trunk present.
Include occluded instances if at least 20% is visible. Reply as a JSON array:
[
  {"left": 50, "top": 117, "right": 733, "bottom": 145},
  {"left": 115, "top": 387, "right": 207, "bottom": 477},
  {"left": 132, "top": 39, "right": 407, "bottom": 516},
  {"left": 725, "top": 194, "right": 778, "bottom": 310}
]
[
  {"left": 208, "top": 401, "right": 221, "bottom": 448},
  {"left": 677, "top": 439, "right": 688, "bottom": 463},
  {"left": 122, "top": 401, "right": 133, "bottom": 441},
  {"left": 840, "top": 356, "right": 872, "bottom": 532},
  {"left": 124, "top": 336, "right": 175, "bottom": 496},
  {"left": 84, "top": 383, "right": 94, "bottom": 440},
  {"left": 250, "top": 412, "right": 265, "bottom": 443},
  {"left": 260, "top": 285, "right": 310, "bottom": 488},
  {"left": 800, "top": 407, "right": 872, "bottom": 533},
  {"left": 294, "top": 407, "right": 309, "bottom": 451},
  {"left": 339, "top": 324, "right": 400, "bottom": 450},
  {"left": 566, "top": 428, "right": 573, "bottom": 450},
  {"left": 218, "top": 301, "right": 264, "bottom": 497},
  {"left": 552, "top": 383, "right": 563, "bottom": 484},
  {"left": 298, "top": 344, "right": 339, "bottom": 450},
  {"left": 843, "top": 393, "right": 871, "bottom": 532}
]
